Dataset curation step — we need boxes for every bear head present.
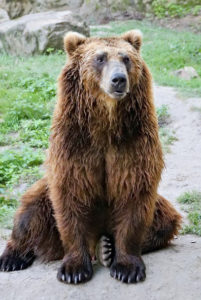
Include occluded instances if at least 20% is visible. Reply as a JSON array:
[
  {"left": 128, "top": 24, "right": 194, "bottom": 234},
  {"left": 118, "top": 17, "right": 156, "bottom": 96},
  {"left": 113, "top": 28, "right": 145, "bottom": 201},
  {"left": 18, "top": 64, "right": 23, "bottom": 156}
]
[{"left": 63, "top": 30, "right": 144, "bottom": 103}]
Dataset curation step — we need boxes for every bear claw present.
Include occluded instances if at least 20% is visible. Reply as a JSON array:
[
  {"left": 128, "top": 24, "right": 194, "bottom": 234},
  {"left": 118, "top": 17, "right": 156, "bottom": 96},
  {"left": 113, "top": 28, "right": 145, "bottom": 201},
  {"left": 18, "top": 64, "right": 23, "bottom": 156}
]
[
  {"left": 57, "top": 255, "right": 93, "bottom": 284},
  {"left": 110, "top": 256, "right": 146, "bottom": 284},
  {"left": 0, "top": 250, "right": 35, "bottom": 272}
]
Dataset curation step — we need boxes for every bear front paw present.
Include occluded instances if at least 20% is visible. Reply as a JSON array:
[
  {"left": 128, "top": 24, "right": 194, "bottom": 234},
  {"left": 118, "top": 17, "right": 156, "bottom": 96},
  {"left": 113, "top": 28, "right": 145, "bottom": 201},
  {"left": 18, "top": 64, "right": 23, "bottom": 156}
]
[
  {"left": 110, "top": 255, "right": 146, "bottom": 283},
  {"left": 57, "top": 254, "right": 93, "bottom": 284},
  {"left": 0, "top": 249, "right": 35, "bottom": 272}
]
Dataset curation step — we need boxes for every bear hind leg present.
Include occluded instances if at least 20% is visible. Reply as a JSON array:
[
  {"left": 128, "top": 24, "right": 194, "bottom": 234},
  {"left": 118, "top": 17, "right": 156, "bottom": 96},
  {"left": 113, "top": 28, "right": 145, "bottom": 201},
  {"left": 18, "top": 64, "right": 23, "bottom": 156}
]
[
  {"left": 98, "top": 195, "right": 182, "bottom": 266},
  {"left": 0, "top": 178, "right": 63, "bottom": 272},
  {"left": 142, "top": 195, "right": 182, "bottom": 254}
]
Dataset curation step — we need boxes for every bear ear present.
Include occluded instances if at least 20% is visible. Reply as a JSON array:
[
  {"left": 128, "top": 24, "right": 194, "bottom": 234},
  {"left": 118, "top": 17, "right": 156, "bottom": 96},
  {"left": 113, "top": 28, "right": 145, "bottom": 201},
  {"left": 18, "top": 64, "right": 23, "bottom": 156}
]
[
  {"left": 122, "top": 30, "right": 142, "bottom": 51},
  {"left": 64, "top": 31, "right": 86, "bottom": 56}
]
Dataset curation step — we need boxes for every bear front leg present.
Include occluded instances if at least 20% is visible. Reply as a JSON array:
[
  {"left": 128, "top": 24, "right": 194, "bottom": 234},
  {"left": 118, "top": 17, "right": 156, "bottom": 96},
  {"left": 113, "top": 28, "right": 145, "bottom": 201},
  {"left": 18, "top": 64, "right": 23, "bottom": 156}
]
[
  {"left": 50, "top": 189, "right": 94, "bottom": 284},
  {"left": 47, "top": 153, "right": 105, "bottom": 284},
  {"left": 110, "top": 191, "right": 156, "bottom": 283},
  {"left": 49, "top": 160, "right": 106, "bottom": 286},
  {"left": 58, "top": 231, "right": 93, "bottom": 284}
]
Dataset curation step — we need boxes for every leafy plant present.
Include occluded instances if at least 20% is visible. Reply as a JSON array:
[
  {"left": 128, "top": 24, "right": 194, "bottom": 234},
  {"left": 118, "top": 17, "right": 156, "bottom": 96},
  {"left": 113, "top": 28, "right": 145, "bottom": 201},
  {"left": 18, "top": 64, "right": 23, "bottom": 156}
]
[
  {"left": 157, "top": 105, "right": 170, "bottom": 127},
  {"left": 0, "top": 134, "right": 13, "bottom": 146},
  {"left": 17, "top": 74, "right": 56, "bottom": 100},
  {"left": 19, "top": 119, "right": 50, "bottom": 148},
  {"left": 159, "top": 127, "right": 177, "bottom": 152},
  {"left": 178, "top": 191, "right": 201, "bottom": 236},
  {"left": 46, "top": 47, "right": 55, "bottom": 54},
  {"left": 0, "top": 147, "right": 44, "bottom": 188},
  {"left": 0, "top": 193, "right": 18, "bottom": 228}
]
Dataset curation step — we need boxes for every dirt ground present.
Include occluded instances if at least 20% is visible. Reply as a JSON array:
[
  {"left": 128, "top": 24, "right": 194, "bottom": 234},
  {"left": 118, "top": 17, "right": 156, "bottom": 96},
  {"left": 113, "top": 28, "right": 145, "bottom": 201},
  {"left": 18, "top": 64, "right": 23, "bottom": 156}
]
[{"left": 0, "top": 85, "right": 201, "bottom": 300}]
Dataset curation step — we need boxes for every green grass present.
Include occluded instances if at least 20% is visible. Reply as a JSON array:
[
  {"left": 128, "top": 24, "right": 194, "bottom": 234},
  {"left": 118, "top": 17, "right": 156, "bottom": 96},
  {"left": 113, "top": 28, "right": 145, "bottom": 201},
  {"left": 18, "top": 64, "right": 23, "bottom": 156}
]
[
  {"left": 0, "top": 54, "right": 63, "bottom": 228},
  {"left": 0, "top": 195, "right": 18, "bottom": 229},
  {"left": 178, "top": 191, "right": 201, "bottom": 236},
  {"left": 0, "top": 53, "right": 63, "bottom": 119},
  {"left": 156, "top": 104, "right": 177, "bottom": 152},
  {"left": 0, "top": 20, "right": 200, "bottom": 228},
  {"left": 0, "top": 147, "right": 45, "bottom": 228},
  {"left": 0, "top": 147, "right": 44, "bottom": 187},
  {"left": 157, "top": 105, "right": 170, "bottom": 127},
  {"left": 159, "top": 127, "right": 177, "bottom": 152},
  {"left": 19, "top": 119, "right": 50, "bottom": 148}
]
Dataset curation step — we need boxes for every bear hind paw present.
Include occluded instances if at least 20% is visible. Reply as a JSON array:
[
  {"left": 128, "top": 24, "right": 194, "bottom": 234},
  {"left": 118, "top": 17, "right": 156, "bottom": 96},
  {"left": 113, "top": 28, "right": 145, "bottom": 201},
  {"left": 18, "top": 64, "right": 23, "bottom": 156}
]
[{"left": 97, "top": 235, "right": 115, "bottom": 267}]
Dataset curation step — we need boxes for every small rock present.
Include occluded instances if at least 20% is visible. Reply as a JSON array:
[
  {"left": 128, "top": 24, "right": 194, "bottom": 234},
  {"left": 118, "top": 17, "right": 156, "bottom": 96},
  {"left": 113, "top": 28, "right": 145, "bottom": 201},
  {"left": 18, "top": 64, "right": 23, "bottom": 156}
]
[
  {"left": 0, "top": 8, "right": 9, "bottom": 23},
  {"left": 172, "top": 66, "right": 199, "bottom": 80}
]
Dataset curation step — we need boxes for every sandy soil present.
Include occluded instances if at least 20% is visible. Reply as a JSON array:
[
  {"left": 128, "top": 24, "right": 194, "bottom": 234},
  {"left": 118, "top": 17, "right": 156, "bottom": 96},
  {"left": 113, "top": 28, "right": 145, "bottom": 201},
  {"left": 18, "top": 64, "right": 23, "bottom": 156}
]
[{"left": 0, "top": 85, "right": 201, "bottom": 300}]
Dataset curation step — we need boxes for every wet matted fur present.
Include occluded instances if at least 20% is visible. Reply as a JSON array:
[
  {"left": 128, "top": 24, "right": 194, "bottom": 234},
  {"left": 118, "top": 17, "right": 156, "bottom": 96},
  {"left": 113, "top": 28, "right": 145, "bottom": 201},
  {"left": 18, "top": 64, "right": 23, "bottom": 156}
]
[{"left": 0, "top": 30, "right": 181, "bottom": 284}]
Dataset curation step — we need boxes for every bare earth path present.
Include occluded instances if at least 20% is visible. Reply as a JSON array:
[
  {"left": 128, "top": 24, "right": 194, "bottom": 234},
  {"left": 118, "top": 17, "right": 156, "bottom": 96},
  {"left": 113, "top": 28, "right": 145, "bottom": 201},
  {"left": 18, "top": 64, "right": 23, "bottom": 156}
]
[{"left": 0, "top": 86, "right": 201, "bottom": 300}]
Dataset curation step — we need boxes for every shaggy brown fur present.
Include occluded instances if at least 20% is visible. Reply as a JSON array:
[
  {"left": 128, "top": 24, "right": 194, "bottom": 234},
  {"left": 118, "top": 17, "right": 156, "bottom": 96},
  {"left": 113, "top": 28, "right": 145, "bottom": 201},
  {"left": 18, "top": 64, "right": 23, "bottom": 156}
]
[{"left": 0, "top": 30, "right": 181, "bottom": 284}]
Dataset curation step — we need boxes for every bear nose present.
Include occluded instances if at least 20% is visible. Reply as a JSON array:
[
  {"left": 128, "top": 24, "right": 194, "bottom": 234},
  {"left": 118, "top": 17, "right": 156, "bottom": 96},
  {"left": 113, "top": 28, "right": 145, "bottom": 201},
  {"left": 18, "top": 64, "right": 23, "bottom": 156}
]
[{"left": 111, "top": 73, "right": 127, "bottom": 92}]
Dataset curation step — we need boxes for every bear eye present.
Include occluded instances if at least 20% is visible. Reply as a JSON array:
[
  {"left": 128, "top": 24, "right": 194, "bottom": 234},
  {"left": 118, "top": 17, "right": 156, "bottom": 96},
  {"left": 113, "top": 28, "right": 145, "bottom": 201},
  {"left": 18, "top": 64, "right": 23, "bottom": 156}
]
[
  {"left": 96, "top": 54, "right": 106, "bottom": 64},
  {"left": 123, "top": 56, "right": 130, "bottom": 64}
]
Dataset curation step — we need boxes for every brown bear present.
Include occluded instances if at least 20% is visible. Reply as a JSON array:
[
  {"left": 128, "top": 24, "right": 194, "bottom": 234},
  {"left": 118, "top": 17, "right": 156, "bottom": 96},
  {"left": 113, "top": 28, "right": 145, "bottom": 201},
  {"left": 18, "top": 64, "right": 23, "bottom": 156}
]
[{"left": 0, "top": 30, "right": 181, "bottom": 284}]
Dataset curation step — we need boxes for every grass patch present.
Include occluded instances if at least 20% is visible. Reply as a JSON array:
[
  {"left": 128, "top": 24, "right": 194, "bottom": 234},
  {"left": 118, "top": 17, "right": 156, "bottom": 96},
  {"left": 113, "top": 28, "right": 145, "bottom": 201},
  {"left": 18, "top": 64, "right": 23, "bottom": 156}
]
[
  {"left": 0, "top": 147, "right": 44, "bottom": 188},
  {"left": 0, "top": 53, "right": 63, "bottom": 121},
  {"left": 19, "top": 120, "right": 50, "bottom": 149},
  {"left": 157, "top": 105, "right": 170, "bottom": 127},
  {"left": 0, "top": 54, "right": 62, "bottom": 228},
  {"left": 156, "top": 104, "right": 177, "bottom": 152},
  {"left": 0, "top": 134, "right": 14, "bottom": 146},
  {"left": 0, "top": 147, "right": 44, "bottom": 228},
  {"left": 159, "top": 127, "right": 177, "bottom": 152},
  {"left": 178, "top": 191, "right": 201, "bottom": 236},
  {"left": 0, "top": 195, "right": 18, "bottom": 229}
]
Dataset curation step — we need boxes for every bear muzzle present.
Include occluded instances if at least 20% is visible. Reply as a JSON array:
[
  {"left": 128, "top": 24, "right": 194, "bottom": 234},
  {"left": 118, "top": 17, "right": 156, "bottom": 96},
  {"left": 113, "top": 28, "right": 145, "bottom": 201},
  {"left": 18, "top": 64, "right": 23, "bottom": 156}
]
[{"left": 110, "top": 72, "right": 127, "bottom": 99}]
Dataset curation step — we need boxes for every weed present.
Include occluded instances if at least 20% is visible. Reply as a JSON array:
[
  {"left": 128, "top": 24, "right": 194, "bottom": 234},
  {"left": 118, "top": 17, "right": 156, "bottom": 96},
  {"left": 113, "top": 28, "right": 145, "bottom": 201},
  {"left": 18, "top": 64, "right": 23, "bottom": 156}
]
[
  {"left": 157, "top": 105, "right": 170, "bottom": 127},
  {"left": 156, "top": 105, "right": 176, "bottom": 152},
  {"left": 17, "top": 74, "right": 56, "bottom": 100},
  {"left": 19, "top": 119, "right": 50, "bottom": 149},
  {"left": 0, "top": 147, "right": 44, "bottom": 188},
  {"left": 159, "top": 128, "right": 177, "bottom": 152},
  {"left": 0, "top": 134, "right": 13, "bottom": 146},
  {"left": 178, "top": 191, "right": 201, "bottom": 236}
]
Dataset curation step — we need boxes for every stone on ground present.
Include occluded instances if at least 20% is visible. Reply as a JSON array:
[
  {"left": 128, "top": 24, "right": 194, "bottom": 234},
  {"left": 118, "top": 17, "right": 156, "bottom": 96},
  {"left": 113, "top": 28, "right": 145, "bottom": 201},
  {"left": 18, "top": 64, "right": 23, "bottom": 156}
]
[
  {"left": 0, "top": 10, "right": 89, "bottom": 55},
  {"left": 172, "top": 66, "right": 199, "bottom": 80}
]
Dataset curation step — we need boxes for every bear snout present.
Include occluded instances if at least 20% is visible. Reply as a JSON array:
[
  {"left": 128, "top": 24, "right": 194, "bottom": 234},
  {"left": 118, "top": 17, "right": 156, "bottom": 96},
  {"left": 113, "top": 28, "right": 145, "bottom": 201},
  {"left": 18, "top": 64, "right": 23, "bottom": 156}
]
[{"left": 110, "top": 73, "right": 127, "bottom": 94}]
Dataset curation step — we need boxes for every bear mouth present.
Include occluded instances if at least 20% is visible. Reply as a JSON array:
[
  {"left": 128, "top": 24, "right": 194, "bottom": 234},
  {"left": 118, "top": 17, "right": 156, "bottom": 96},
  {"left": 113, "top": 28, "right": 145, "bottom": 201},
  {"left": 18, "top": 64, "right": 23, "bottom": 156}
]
[{"left": 112, "top": 91, "right": 127, "bottom": 100}]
